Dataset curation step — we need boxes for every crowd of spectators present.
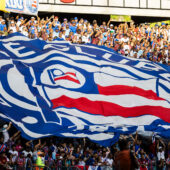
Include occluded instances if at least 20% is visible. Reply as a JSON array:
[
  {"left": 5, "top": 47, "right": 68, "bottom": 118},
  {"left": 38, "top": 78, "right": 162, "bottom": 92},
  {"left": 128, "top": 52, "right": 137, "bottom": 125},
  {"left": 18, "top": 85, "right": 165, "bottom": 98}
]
[
  {"left": 0, "top": 122, "right": 170, "bottom": 170},
  {"left": 0, "top": 15, "right": 169, "bottom": 65}
]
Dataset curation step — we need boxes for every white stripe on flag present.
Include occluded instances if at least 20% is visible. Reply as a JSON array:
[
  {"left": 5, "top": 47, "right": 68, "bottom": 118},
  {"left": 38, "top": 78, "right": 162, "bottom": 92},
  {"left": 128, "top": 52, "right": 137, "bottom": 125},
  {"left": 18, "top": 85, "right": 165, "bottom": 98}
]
[{"left": 45, "top": 87, "right": 170, "bottom": 108}]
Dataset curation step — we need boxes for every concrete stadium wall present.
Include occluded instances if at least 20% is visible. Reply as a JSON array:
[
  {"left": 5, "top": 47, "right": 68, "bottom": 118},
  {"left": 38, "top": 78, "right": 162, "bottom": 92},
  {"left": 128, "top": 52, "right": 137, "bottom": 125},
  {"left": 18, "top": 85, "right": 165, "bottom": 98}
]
[{"left": 39, "top": 0, "right": 170, "bottom": 17}]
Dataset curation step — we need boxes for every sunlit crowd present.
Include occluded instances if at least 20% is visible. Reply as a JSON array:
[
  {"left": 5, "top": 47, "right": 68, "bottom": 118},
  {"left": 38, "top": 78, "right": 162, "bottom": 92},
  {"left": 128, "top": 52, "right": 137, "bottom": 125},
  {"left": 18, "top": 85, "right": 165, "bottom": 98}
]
[{"left": 0, "top": 15, "right": 169, "bottom": 65}]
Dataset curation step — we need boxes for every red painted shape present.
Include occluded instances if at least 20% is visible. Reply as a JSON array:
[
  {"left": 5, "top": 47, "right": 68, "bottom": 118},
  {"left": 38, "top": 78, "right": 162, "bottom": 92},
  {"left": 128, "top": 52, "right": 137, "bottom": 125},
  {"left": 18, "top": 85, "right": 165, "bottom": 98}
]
[
  {"left": 51, "top": 95, "right": 170, "bottom": 123},
  {"left": 97, "top": 85, "right": 165, "bottom": 101},
  {"left": 60, "top": 0, "right": 75, "bottom": 3}
]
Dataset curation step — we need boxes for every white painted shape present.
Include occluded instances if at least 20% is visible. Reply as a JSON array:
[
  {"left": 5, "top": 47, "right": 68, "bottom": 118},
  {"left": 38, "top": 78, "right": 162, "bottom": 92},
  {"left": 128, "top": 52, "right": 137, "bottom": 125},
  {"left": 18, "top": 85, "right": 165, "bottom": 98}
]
[
  {"left": 0, "top": 79, "right": 37, "bottom": 111},
  {"left": 0, "top": 51, "right": 10, "bottom": 57},
  {"left": 3, "top": 42, "right": 35, "bottom": 58},
  {"left": 1, "top": 35, "right": 30, "bottom": 42},
  {"left": 54, "top": 70, "right": 63, "bottom": 76},
  {"left": 158, "top": 86, "right": 170, "bottom": 102},
  {"left": 158, "top": 125, "right": 170, "bottom": 129},
  {"left": 61, "top": 132, "right": 114, "bottom": 141},
  {"left": 0, "top": 97, "right": 11, "bottom": 107},
  {"left": 56, "top": 107, "right": 160, "bottom": 126},
  {"left": 8, "top": 67, "right": 36, "bottom": 102},
  {"left": 0, "top": 60, "right": 13, "bottom": 69},
  {"left": 22, "top": 116, "right": 38, "bottom": 124},
  {"left": 94, "top": 72, "right": 156, "bottom": 90}
]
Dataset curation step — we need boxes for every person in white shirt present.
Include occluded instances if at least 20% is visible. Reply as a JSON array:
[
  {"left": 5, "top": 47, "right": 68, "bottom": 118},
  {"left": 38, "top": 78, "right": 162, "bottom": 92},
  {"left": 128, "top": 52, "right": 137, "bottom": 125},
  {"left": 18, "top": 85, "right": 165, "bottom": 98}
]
[
  {"left": 9, "top": 145, "right": 19, "bottom": 163},
  {"left": 101, "top": 151, "right": 108, "bottom": 164},
  {"left": 0, "top": 122, "right": 12, "bottom": 143},
  {"left": 121, "top": 34, "right": 129, "bottom": 43},
  {"left": 8, "top": 21, "right": 18, "bottom": 33},
  {"left": 157, "top": 139, "right": 165, "bottom": 162},
  {"left": 106, "top": 153, "right": 114, "bottom": 170},
  {"left": 78, "top": 158, "right": 86, "bottom": 166},
  {"left": 82, "top": 32, "right": 90, "bottom": 43},
  {"left": 22, "top": 147, "right": 33, "bottom": 157},
  {"left": 22, "top": 27, "right": 28, "bottom": 37}
]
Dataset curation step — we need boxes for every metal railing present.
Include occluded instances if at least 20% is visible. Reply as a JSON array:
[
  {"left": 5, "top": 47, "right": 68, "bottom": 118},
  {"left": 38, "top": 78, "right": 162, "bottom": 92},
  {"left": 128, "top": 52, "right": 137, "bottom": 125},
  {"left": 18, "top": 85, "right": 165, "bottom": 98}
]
[{"left": 39, "top": 0, "right": 170, "bottom": 10}]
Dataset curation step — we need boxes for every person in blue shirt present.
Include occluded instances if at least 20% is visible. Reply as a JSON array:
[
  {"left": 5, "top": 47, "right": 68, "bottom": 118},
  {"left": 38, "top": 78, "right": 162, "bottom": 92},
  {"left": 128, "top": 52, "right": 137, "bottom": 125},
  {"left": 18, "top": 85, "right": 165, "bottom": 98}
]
[
  {"left": 0, "top": 20, "right": 7, "bottom": 32},
  {"left": 61, "top": 18, "right": 68, "bottom": 29},
  {"left": 70, "top": 22, "right": 77, "bottom": 35}
]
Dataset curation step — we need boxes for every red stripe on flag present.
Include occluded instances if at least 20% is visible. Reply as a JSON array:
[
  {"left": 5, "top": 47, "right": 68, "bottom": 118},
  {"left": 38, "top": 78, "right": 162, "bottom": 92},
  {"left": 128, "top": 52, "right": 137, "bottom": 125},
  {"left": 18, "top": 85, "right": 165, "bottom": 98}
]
[
  {"left": 98, "top": 85, "right": 164, "bottom": 101},
  {"left": 65, "top": 72, "right": 76, "bottom": 76},
  {"left": 54, "top": 75, "right": 80, "bottom": 84},
  {"left": 51, "top": 96, "right": 170, "bottom": 123}
]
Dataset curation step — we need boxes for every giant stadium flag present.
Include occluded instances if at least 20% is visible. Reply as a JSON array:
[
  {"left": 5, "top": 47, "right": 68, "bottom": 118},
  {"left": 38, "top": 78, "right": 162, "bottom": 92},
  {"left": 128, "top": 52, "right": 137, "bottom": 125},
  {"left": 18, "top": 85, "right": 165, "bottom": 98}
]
[
  {"left": 0, "top": 33, "right": 170, "bottom": 146},
  {"left": 5, "top": 0, "right": 39, "bottom": 15}
]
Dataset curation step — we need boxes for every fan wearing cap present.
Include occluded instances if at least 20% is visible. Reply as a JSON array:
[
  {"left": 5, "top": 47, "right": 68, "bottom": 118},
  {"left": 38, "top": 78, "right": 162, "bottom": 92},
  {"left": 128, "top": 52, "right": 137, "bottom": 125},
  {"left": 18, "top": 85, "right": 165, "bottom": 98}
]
[
  {"left": 8, "top": 21, "right": 18, "bottom": 33},
  {"left": 61, "top": 18, "right": 68, "bottom": 29},
  {"left": 74, "top": 17, "right": 78, "bottom": 25},
  {"left": 113, "top": 38, "right": 120, "bottom": 52},
  {"left": 109, "top": 24, "right": 114, "bottom": 31}
]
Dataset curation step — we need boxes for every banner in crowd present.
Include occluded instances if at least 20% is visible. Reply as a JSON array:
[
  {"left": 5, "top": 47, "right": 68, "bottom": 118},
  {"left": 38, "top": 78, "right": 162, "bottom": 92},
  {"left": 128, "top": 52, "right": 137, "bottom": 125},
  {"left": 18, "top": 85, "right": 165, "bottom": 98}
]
[
  {"left": 5, "top": 0, "right": 39, "bottom": 15},
  {"left": 0, "top": 0, "right": 6, "bottom": 12},
  {"left": 0, "top": 33, "right": 169, "bottom": 146},
  {"left": 110, "top": 15, "right": 132, "bottom": 22}
]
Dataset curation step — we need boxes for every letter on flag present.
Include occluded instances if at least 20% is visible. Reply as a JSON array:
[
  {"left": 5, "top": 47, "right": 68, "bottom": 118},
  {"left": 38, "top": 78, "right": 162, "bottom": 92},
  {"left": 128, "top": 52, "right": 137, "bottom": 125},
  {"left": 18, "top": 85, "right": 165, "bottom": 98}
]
[{"left": 0, "top": 33, "right": 170, "bottom": 146}]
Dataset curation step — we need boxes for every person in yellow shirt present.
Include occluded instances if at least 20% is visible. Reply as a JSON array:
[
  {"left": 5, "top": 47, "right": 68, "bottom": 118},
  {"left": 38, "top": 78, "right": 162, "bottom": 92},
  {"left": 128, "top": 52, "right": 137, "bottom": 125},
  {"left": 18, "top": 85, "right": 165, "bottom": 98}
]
[{"left": 35, "top": 151, "right": 45, "bottom": 170}]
